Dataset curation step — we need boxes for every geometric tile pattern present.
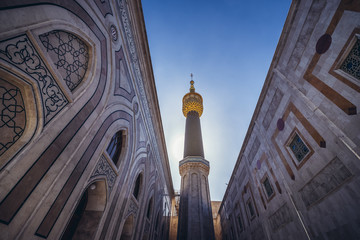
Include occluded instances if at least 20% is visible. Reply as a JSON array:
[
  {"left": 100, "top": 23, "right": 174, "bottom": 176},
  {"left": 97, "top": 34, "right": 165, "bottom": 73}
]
[
  {"left": 39, "top": 30, "right": 89, "bottom": 91},
  {"left": 0, "top": 79, "right": 25, "bottom": 156},
  {"left": 340, "top": 38, "right": 360, "bottom": 80}
]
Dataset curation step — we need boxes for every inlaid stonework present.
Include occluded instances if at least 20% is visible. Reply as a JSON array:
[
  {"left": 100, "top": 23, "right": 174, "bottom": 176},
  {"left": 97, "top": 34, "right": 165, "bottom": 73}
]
[
  {"left": 39, "top": 30, "right": 89, "bottom": 92},
  {"left": 0, "top": 35, "right": 68, "bottom": 124},
  {"left": 0, "top": 79, "right": 25, "bottom": 156}
]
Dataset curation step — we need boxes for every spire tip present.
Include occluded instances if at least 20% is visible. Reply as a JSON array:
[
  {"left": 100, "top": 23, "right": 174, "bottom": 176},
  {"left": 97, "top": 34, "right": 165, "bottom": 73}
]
[{"left": 189, "top": 73, "right": 195, "bottom": 92}]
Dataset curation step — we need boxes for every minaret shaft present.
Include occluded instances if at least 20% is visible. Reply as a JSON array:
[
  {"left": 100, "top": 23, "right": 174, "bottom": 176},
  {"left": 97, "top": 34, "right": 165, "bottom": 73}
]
[{"left": 184, "top": 111, "right": 204, "bottom": 158}]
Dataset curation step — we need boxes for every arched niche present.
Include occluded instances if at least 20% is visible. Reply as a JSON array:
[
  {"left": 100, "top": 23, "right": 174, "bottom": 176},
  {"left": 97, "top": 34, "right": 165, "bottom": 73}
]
[
  {"left": 61, "top": 180, "right": 107, "bottom": 240},
  {"left": 120, "top": 214, "right": 135, "bottom": 240}
]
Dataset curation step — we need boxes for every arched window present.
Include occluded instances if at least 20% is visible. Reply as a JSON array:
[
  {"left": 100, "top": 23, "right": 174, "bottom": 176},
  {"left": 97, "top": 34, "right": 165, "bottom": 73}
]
[
  {"left": 146, "top": 197, "right": 153, "bottom": 219},
  {"left": 106, "top": 130, "right": 123, "bottom": 165},
  {"left": 133, "top": 174, "right": 142, "bottom": 200}
]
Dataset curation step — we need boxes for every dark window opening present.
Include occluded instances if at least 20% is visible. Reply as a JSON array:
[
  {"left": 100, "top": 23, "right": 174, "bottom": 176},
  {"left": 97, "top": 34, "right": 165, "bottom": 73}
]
[
  {"left": 61, "top": 191, "right": 88, "bottom": 240},
  {"left": 147, "top": 198, "right": 153, "bottom": 219},
  {"left": 263, "top": 177, "right": 274, "bottom": 198},
  {"left": 107, "top": 130, "right": 123, "bottom": 165},
  {"left": 248, "top": 201, "right": 255, "bottom": 217},
  {"left": 133, "top": 174, "right": 142, "bottom": 200},
  {"left": 238, "top": 215, "right": 243, "bottom": 231}
]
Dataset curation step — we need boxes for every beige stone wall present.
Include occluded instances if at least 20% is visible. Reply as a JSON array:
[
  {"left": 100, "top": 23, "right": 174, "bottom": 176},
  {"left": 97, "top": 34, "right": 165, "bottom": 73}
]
[
  {"left": 211, "top": 201, "right": 222, "bottom": 240},
  {"left": 169, "top": 195, "right": 179, "bottom": 240},
  {"left": 0, "top": 0, "right": 174, "bottom": 239},
  {"left": 220, "top": 0, "right": 360, "bottom": 240}
]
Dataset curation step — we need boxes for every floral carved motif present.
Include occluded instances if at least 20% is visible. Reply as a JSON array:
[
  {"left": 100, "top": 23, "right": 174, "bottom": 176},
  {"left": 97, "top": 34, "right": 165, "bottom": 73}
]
[
  {"left": 127, "top": 198, "right": 138, "bottom": 217},
  {"left": 91, "top": 154, "right": 117, "bottom": 190},
  {"left": 0, "top": 35, "right": 67, "bottom": 124}
]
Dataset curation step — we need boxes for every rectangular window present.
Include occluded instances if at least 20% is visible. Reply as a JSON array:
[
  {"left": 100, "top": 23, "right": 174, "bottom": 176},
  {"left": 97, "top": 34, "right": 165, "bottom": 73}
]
[
  {"left": 340, "top": 38, "right": 360, "bottom": 80},
  {"left": 247, "top": 200, "right": 255, "bottom": 218},
  {"left": 288, "top": 132, "right": 309, "bottom": 162},
  {"left": 285, "top": 128, "right": 314, "bottom": 170},
  {"left": 262, "top": 177, "right": 274, "bottom": 199}
]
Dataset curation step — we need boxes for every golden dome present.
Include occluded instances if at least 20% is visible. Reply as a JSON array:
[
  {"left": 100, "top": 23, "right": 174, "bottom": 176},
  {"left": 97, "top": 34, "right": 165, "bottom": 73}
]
[{"left": 182, "top": 80, "right": 203, "bottom": 117}]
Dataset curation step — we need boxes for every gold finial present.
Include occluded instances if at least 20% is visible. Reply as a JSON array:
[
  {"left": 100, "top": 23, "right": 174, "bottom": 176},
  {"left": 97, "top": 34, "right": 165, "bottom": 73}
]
[
  {"left": 190, "top": 73, "right": 195, "bottom": 92},
  {"left": 182, "top": 73, "right": 203, "bottom": 117}
]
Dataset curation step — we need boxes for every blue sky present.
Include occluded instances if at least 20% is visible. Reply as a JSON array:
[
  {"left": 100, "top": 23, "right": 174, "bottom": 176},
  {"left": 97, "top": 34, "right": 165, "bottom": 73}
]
[{"left": 142, "top": 0, "right": 291, "bottom": 200}]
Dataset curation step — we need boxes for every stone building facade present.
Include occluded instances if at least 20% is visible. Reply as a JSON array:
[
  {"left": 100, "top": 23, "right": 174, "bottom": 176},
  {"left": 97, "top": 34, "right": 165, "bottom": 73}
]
[
  {"left": 0, "top": 0, "right": 174, "bottom": 239},
  {"left": 219, "top": 0, "right": 360, "bottom": 239}
]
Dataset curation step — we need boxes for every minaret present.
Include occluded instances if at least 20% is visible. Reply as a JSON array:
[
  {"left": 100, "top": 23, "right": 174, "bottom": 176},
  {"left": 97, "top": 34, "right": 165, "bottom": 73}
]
[{"left": 177, "top": 75, "right": 215, "bottom": 240}]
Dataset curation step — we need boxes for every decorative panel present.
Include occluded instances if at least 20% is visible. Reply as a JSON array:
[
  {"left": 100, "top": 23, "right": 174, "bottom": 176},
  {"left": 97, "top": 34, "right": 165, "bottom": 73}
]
[
  {"left": 127, "top": 198, "right": 138, "bottom": 218},
  {"left": 340, "top": 38, "right": 360, "bottom": 80},
  {"left": 39, "top": 30, "right": 89, "bottom": 92},
  {"left": 0, "top": 35, "right": 68, "bottom": 124},
  {"left": 299, "top": 157, "right": 352, "bottom": 207},
  {"left": 0, "top": 79, "right": 25, "bottom": 156},
  {"left": 268, "top": 203, "right": 292, "bottom": 231},
  {"left": 262, "top": 89, "right": 283, "bottom": 130},
  {"left": 136, "top": 116, "right": 147, "bottom": 149},
  {"left": 248, "top": 137, "right": 260, "bottom": 163},
  {"left": 90, "top": 154, "right": 117, "bottom": 190},
  {"left": 114, "top": 48, "right": 135, "bottom": 101}
]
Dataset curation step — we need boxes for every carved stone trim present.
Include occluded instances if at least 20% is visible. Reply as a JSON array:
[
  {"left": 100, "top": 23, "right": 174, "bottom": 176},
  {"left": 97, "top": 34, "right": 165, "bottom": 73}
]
[
  {"left": 118, "top": 0, "right": 166, "bottom": 185},
  {"left": 90, "top": 154, "right": 117, "bottom": 191},
  {"left": 179, "top": 157, "right": 210, "bottom": 176},
  {"left": 127, "top": 197, "right": 138, "bottom": 218}
]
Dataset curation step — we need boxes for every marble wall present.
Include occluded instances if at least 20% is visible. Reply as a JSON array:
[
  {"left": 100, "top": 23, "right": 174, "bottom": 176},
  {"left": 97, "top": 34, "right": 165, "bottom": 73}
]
[
  {"left": 0, "top": 0, "right": 174, "bottom": 239},
  {"left": 219, "top": 0, "right": 360, "bottom": 239}
]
